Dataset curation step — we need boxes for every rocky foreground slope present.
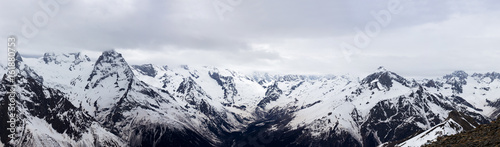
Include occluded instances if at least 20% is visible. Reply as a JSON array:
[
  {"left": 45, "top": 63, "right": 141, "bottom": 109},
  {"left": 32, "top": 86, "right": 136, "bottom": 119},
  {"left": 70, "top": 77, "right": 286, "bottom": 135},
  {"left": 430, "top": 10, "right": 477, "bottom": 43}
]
[{"left": 423, "top": 116, "right": 500, "bottom": 147}]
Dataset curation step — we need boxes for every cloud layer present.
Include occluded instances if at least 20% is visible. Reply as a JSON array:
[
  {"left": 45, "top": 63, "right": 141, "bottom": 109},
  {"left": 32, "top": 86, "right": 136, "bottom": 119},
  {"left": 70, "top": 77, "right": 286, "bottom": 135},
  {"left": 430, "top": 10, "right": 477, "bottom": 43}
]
[{"left": 1, "top": 0, "right": 499, "bottom": 78}]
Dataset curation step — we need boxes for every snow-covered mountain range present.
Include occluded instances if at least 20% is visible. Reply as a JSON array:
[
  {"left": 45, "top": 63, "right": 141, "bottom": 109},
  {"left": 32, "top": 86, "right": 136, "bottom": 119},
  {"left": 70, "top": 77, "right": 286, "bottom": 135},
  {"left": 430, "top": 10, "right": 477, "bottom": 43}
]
[{"left": 1, "top": 50, "right": 499, "bottom": 147}]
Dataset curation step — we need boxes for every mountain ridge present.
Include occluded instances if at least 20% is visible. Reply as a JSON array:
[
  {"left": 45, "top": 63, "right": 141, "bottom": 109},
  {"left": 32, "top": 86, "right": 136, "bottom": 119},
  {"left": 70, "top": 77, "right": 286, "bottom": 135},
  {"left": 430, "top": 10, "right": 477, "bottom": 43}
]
[
  {"left": 383, "top": 110, "right": 481, "bottom": 147},
  {"left": 423, "top": 115, "right": 500, "bottom": 147},
  {"left": 0, "top": 50, "right": 499, "bottom": 147}
]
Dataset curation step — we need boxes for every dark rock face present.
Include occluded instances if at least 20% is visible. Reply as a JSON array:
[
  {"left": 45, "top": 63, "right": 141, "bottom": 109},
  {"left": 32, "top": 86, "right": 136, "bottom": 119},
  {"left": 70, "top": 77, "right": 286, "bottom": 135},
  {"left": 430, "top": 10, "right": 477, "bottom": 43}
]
[
  {"left": 450, "top": 95, "right": 481, "bottom": 111},
  {"left": 487, "top": 99, "right": 500, "bottom": 108},
  {"left": 360, "top": 89, "right": 489, "bottom": 147},
  {"left": 174, "top": 77, "right": 245, "bottom": 146},
  {"left": 487, "top": 99, "right": 500, "bottom": 118},
  {"left": 232, "top": 108, "right": 362, "bottom": 147},
  {"left": 424, "top": 80, "right": 443, "bottom": 88},
  {"left": 443, "top": 70, "right": 469, "bottom": 94},
  {"left": 472, "top": 72, "right": 500, "bottom": 88},
  {"left": 43, "top": 52, "right": 91, "bottom": 65},
  {"left": 132, "top": 64, "right": 157, "bottom": 77},
  {"left": 176, "top": 77, "right": 208, "bottom": 105},
  {"left": 472, "top": 72, "right": 500, "bottom": 79},
  {"left": 257, "top": 82, "right": 283, "bottom": 109},
  {"left": 446, "top": 110, "right": 480, "bottom": 131},
  {"left": 444, "top": 71, "right": 469, "bottom": 82},
  {"left": 231, "top": 110, "right": 301, "bottom": 147},
  {"left": 0, "top": 74, "right": 93, "bottom": 144},
  {"left": 361, "top": 95, "right": 433, "bottom": 145},
  {"left": 129, "top": 124, "right": 214, "bottom": 147},
  {"left": 69, "top": 52, "right": 92, "bottom": 65},
  {"left": 43, "top": 52, "right": 58, "bottom": 64},
  {"left": 450, "top": 81, "right": 464, "bottom": 94},
  {"left": 209, "top": 71, "right": 238, "bottom": 104},
  {"left": 21, "top": 77, "right": 92, "bottom": 139}
]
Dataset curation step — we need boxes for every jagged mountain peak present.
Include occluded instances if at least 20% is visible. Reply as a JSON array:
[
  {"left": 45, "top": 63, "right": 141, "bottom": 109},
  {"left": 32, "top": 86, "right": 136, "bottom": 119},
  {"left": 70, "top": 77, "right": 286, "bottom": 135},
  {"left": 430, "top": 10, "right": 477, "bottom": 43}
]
[
  {"left": 364, "top": 67, "right": 402, "bottom": 79},
  {"left": 361, "top": 67, "right": 410, "bottom": 90},
  {"left": 423, "top": 79, "right": 443, "bottom": 88},
  {"left": 95, "top": 50, "right": 126, "bottom": 64},
  {"left": 0, "top": 51, "right": 23, "bottom": 74},
  {"left": 70, "top": 52, "right": 92, "bottom": 64},
  {"left": 250, "top": 72, "right": 336, "bottom": 84},
  {"left": 471, "top": 72, "right": 500, "bottom": 83},
  {"left": 377, "top": 66, "right": 388, "bottom": 72},
  {"left": 443, "top": 70, "right": 469, "bottom": 80},
  {"left": 86, "top": 50, "right": 134, "bottom": 89},
  {"left": 42, "top": 52, "right": 61, "bottom": 64},
  {"left": 14, "top": 52, "right": 23, "bottom": 68},
  {"left": 442, "top": 71, "right": 469, "bottom": 90},
  {"left": 93, "top": 50, "right": 131, "bottom": 71},
  {"left": 15, "top": 52, "right": 23, "bottom": 62},
  {"left": 472, "top": 72, "right": 500, "bottom": 78},
  {"left": 12, "top": 52, "right": 45, "bottom": 84}
]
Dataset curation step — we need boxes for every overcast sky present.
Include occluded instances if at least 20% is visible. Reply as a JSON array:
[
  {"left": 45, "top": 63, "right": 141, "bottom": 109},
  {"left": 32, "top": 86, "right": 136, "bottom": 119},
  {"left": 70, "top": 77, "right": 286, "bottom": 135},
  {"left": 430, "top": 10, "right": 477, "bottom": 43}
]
[{"left": 1, "top": 0, "right": 500, "bottom": 78}]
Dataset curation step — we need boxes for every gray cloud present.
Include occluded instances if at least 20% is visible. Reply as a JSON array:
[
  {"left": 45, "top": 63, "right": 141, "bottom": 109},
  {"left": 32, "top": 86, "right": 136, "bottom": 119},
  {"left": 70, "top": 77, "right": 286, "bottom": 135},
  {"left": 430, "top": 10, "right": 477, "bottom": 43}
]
[{"left": 1, "top": 0, "right": 499, "bottom": 77}]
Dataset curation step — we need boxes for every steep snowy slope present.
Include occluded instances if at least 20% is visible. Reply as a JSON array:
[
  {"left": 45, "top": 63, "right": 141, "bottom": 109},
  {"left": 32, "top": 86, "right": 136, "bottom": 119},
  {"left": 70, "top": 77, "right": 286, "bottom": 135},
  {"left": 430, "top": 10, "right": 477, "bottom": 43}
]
[
  {"left": 393, "top": 111, "right": 479, "bottom": 147},
  {"left": 81, "top": 50, "right": 252, "bottom": 146},
  {"left": 23, "top": 52, "right": 94, "bottom": 107},
  {"left": 131, "top": 64, "right": 266, "bottom": 120},
  {"left": 0, "top": 53, "right": 126, "bottom": 146}
]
